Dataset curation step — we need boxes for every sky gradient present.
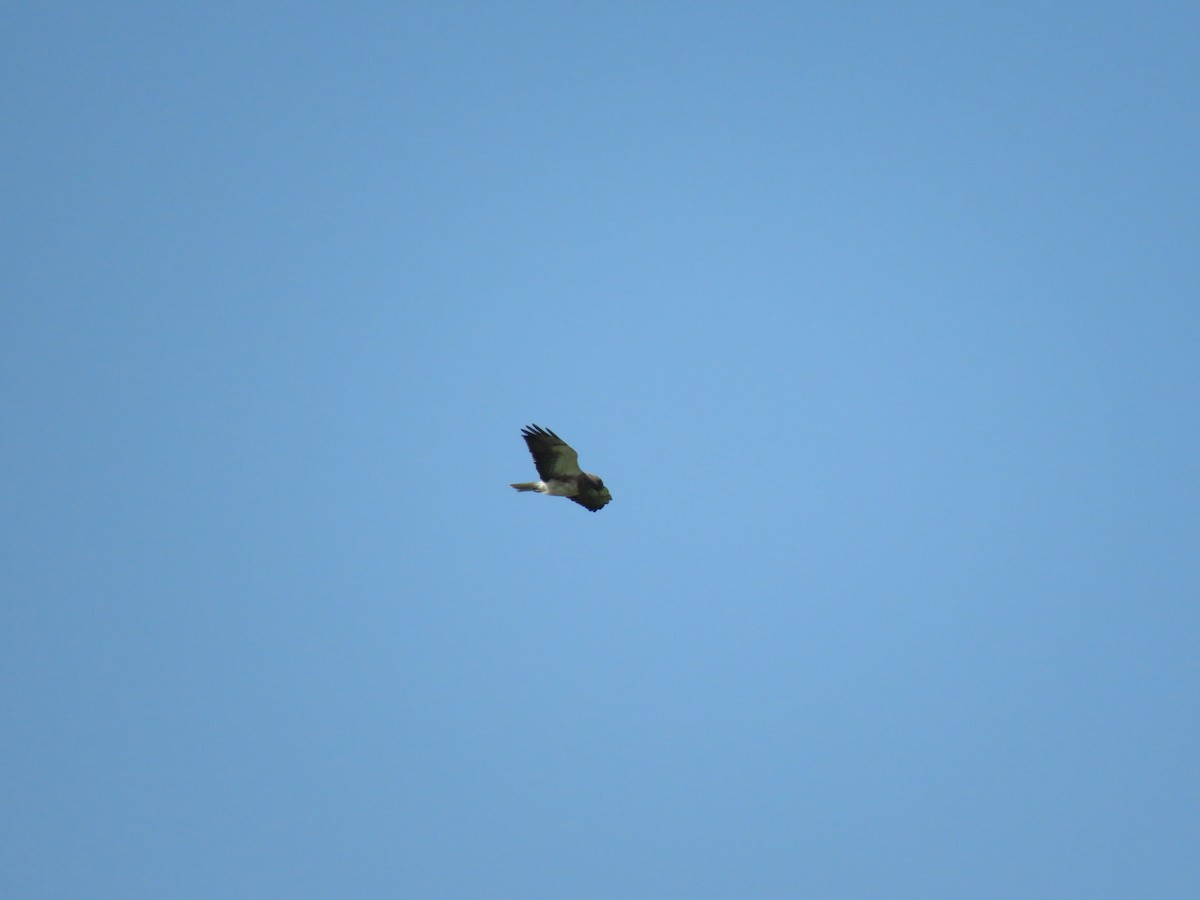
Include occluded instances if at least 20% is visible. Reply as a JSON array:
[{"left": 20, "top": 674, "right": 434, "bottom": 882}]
[{"left": 4, "top": 3, "right": 1198, "bottom": 897}]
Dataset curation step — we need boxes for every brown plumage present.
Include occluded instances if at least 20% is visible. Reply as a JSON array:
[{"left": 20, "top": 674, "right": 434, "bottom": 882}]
[{"left": 510, "top": 424, "right": 612, "bottom": 512}]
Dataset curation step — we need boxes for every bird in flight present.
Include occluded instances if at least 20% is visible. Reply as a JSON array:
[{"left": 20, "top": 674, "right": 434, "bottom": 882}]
[{"left": 510, "top": 424, "right": 612, "bottom": 512}]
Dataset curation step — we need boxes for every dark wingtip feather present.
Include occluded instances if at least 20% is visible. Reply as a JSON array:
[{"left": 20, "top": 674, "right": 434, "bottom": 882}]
[{"left": 521, "top": 424, "right": 559, "bottom": 441}]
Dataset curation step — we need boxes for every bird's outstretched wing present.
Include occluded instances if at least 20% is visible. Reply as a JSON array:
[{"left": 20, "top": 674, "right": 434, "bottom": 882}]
[
  {"left": 520, "top": 424, "right": 582, "bottom": 480},
  {"left": 569, "top": 485, "right": 610, "bottom": 512}
]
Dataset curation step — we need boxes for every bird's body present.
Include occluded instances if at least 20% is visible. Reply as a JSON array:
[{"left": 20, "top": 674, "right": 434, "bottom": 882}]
[{"left": 510, "top": 424, "right": 612, "bottom": 512}]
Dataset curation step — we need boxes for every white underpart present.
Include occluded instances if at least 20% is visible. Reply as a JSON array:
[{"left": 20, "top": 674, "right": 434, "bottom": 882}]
[{"left": 542, "top": 479, "right": 578, "bottom": 497}]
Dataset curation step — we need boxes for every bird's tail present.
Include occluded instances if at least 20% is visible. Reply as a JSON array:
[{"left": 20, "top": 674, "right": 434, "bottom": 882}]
[{"left": 510, "top": 482, "right": 541, "bottom": 492}]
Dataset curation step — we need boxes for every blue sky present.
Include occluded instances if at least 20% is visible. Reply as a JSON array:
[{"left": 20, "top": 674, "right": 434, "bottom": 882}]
[{"left": 3, "top": 3, "right": 1198, "bottom": 897}]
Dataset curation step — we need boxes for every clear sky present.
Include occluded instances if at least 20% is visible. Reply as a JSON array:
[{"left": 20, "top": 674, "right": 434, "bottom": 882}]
[{"left": 4, "top": 3, "right": 1198, "bottom": 897}]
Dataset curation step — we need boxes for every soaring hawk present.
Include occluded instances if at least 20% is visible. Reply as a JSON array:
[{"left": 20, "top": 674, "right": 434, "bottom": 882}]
[{"left": 510, "top": 424, "right": 612, "bottom": 512}]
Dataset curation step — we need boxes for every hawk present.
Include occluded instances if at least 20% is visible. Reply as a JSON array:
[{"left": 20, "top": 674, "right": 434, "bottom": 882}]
[{"left": 510, "top": 424, "right": 612, "bottom": 512}]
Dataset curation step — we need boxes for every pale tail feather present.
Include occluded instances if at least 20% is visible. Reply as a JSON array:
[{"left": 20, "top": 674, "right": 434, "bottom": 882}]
[{"left": 510, "top": 482, "right": 542, "bottom": 492}]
